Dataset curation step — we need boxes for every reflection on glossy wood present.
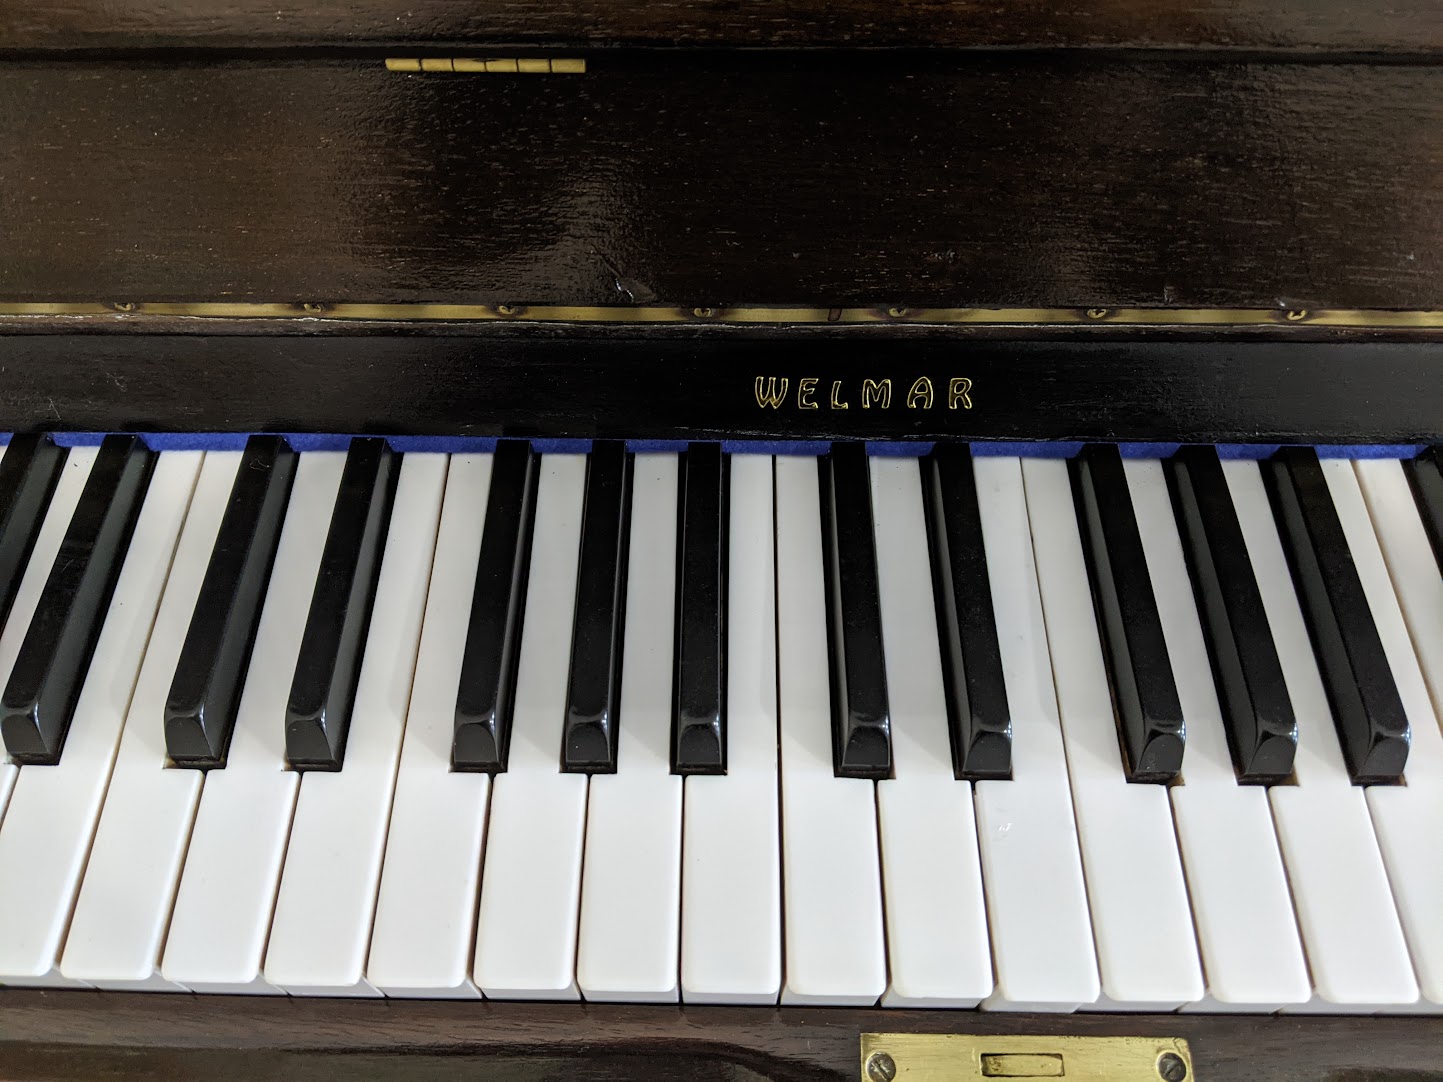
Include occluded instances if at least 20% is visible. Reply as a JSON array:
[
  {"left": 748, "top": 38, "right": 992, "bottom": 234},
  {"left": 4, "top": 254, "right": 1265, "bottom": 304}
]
[
  {"left": 0, "top": 991, "right": 1440, "bottom": 1081},
  {"left": 5, "top": 0, "right": 1443, "bottom": 52},
  {"left": 4, "top": 57, "right": 1443, "bottom": 309}
]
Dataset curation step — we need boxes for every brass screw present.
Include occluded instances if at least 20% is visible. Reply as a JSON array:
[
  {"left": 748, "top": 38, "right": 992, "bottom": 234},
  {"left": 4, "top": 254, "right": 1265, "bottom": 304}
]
[
  {"left": 1086, "top": 307, "right": 1109, "bottom": 319},
  {"left": 496, "top": 305, "right": 520, "bottom": 317},
  {"left": 864, "top": 1051, "right": 897, "bottom": 1082},
  {"left": 692, "top": 306, "right": 718, "bottom": 318},
  {"left": 301, "top": 303, "right": 325, "bottom": 313},
  {"left": 1285, "top": 309, "right": 1308, "bottom": 321},
  {"left": 886, "top": 306, "right": 909, "bottom": 319},
  {"left": 1156, "top": 1051, "right": 1188, "bottom": 1082},
  {"left": 112, "top": 302, "right": 136, "bottom": 312}
]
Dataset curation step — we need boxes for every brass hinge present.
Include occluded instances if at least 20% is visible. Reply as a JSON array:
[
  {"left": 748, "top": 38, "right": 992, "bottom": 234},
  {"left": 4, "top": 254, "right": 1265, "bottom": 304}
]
[
  {"left": 860, "top": 1034, "right": 1194, "bottom": 1082},
  {"left": 384, "top": 57, "right": 586, "bottom": 74}
]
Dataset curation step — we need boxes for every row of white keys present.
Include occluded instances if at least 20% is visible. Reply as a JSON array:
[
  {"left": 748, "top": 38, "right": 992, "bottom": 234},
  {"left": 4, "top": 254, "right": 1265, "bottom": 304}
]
[
  {"left": 680, "top": 454, "right": 781, "bottom": 1003},
  {"left": 869, "top": 457, "right": 990, "bottom": 1007},
  {"left": 265, "top": 453, "right": 447, "bottom": 995},
  {"left": 367, "top": 452, "right": 492, "bottom": 997},
  {"left": 472, "top": 454, "right": 587, "bottom": 998},
  {"left": 0, "top": 449, "right": 197, "bottom": 986},
  {"left": 1123, "top": 459, "right": 1311, "bottom": 1010},
  {"left": 974, "top": 457, "right": 1099, "bottom": 1011},
  {"left": 774, "top": 455, "right": 886, "bottom": 1005},
  {"left": 60, "top": 450, "right": 241, "bottom": 989},
  {"left": 1223, "top": 459, "right": 1419, "bottom": 1010},
  {"left": 160, "top": 451, "right": 344, "bottom": 992},
  {"left": 577, "top": 454, "right": 683, "bottom": 1001},
  {"left": 1022, "top": 458, "right": 1205, "bottom": 1010},
  {"left": 1337, "top": 459, "right": 1443, "bottom": 1010}
]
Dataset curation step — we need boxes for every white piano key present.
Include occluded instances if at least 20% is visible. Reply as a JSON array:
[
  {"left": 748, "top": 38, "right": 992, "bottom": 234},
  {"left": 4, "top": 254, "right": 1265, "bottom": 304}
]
[
  {"left": 1223, "top": 459, "right": 1418, "bottom": 1009},
  {"left": 264, "top": 453, "right": 446, "bottom": 996},
  {"left": 1123, "top": 458, "right": 1311, "bottom": 1010},
  {"left": 160, "top": 452, "right": 344, "bottom": 993},
  {"left": 0, "top": 452, "right": 200, "bottom": 987},
  {"left": 974, "top": 457, "right": 1100, "bottom": 1013},
  {"left": 60, "top": 450, "right": 239, "bottom": 989},
  {"left": 1022, "top": 457, "right": 1204, "bottom": 1011},
  {"left": 868, "top": 456, "right": 991, "bottom": 1009},
  {"left": 680, "top": 454, "right": 782, "bottom": 1005},
  {"left": 473, "top": 454, "right": 588, "bottom": 1000},
  {"left": 367, "top": 452, "right": 490, "bottom": 998},
  {"left": 576, "top": 454, "right": 683, "bottom": 1003},
  {"left": 775, "top": 454, "right": 886, "bottom": 1006},
  {"left": 1336, "top": 459, "right": 1443, "bottom": 1009},
  {"left": 0, "top": 447, "right": 98, "bottom": 833}
]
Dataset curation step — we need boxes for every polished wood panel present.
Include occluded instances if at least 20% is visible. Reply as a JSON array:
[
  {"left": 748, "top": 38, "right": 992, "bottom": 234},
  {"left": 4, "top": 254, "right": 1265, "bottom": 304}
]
[
  {"left": 6, "top": 0, "right": 1443, "bottom": 53},
  {"left": 1, "top": 991, "right": 1441, "bottom": 1081},
  {"left": 0, "top": 332, "right": 1436, "bottom": 444},
  {"left": 4, "top": 56, "right": 1443, "bottom": 309}
]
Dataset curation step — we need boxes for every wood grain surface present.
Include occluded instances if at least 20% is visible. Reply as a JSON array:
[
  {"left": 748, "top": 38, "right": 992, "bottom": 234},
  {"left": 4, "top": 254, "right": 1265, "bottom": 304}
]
[
  {"left": 1, "top": 990, "right": 1440, "bottom": 1081},
  {"left": 6, "top": 0, "right": 1443, "bottom": 54},
  {"left": 3, "top": 56, "right": 1443, "bottom": 310}
]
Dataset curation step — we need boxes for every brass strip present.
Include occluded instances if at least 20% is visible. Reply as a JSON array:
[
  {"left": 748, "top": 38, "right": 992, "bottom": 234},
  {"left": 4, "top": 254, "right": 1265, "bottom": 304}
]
[
  {"left": 859, "top": 1033, "right": 1195, "bottom": 1082},
  {"left": 385, "top": 57, "right": 587, "bottom": 74},
  {"left": 3, "top": 302, "right": 1443, "bottom": 329}
]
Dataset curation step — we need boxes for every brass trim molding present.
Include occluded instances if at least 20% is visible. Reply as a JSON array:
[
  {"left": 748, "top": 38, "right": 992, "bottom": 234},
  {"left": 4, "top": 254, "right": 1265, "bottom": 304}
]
[{"left": 3, "top": 302, "right": 1443, "bottom": 328}]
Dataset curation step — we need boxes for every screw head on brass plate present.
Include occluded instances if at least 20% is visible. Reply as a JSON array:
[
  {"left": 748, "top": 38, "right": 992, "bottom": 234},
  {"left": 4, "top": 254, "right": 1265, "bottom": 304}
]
[
  {"left": 865, "top": 1051, "right": 897, "bottom": 1082},
  {"left": 859, "top": 1033, "right": 1195, "bottom": 1082}
]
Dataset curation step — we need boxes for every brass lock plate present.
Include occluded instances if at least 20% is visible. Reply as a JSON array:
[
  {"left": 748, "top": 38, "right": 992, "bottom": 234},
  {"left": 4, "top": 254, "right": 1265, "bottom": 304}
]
[{"left": 860, "top": 1033, "right": 1194, "bottom": 1082}]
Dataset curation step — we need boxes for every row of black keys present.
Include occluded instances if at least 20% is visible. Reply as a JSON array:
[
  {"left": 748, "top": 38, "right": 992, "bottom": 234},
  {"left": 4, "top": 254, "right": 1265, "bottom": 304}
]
[
  {"left": 0, "top": 434, "right": 730, "bottom": 775},
  {"left": 0, "top": 434, "right": 1440, "bottom": 784}
]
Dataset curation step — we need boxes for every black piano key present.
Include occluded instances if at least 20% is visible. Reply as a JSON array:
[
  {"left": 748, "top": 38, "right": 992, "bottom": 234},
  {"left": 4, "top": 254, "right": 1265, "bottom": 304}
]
[
  {"left": 0, "top": 435, "right": 155, "bottom": 765},
  {"left": 285, "top": 439, "right": 401, "bottom": 771},
  {"left": 1262, "top": 447, "right": 1410, "bottom": 784},
  {"left": 454, "top": 439, "right": 539, "bottom": 772},
  {"left": 165, "top": 435, "right": 298, "bottom": 769},
  {"left": 561, "top": 441, "right": 633, "bottom": 774},
  {"left": 1070, "top": 445, "right": 1186, "bottom": 783},
  {"left": 819, "top": 442, "right": 892, "bottom": 779},
  {"left": 1403, "top": 445, "right": 1443, "bottom": 578},
  {"left": 0, "top": 434, "right": 66, "bottom": 632},
  {"left": 1166, "top": 447, "right": 1298, "bottom": 782},
  {"left": 671, "top": 442, "right": 728, "bottom": 775},
  {"left": 920, "top": 444, "right": 1012, "bottom": 781}
]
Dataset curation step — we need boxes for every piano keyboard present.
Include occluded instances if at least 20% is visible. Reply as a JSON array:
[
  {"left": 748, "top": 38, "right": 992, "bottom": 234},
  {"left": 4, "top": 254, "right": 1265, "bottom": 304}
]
[{"left": 0, "top": 435, "right": 1440, "bottom": 1014}]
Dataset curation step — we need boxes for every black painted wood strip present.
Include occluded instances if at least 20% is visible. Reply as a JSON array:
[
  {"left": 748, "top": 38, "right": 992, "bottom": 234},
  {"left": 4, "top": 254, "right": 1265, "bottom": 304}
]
[
  {"left": 819, "top": 442, "right": 891, "bottom": 779},
  {"left": 920, "top": 444, "right": 1011, "bottom": 780},
  {"left": 165, "top": 435, "right": 298, "bottom": 768},
  {"left": 0, "top": 434, "right": 65, "bottom": 633},
  {"left": 1071, "top": 445, "right": 1186, "bottom": 783},
  {"left": 561, "top": 440, "right": 632, "bottom": 774},
  {"left": 1262, "top": 447, "right": 1411, "bottom": 784},
  {"left": 285, "top": 438, "right": 400, "bottom": 771},
  {"left": 1, "top": 335, "right": 1441, "bottom": 445},
  {"left": 0, "top": 435, "right": 155, "bottom": 764},
  {"left": 671, "top": 443, "right": 727, "bottom": 775},
  {"left": 1403, "top": 446, "right": 1443, "bottom": 578},
  {"left": 5, "top": 58, "right": 1443, "bottom": 309},
  {"left": 1166, "top": 446, "right": 1297, "bottom": 782},
  {"left": 454, "top": 440, "right": 539, "bottom": 772}
]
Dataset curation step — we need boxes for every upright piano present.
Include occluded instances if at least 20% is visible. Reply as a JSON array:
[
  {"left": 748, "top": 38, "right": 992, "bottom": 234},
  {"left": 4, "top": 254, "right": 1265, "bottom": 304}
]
[{"left": 3, "top": 1, "right": 1443, "bottom": 1077}]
